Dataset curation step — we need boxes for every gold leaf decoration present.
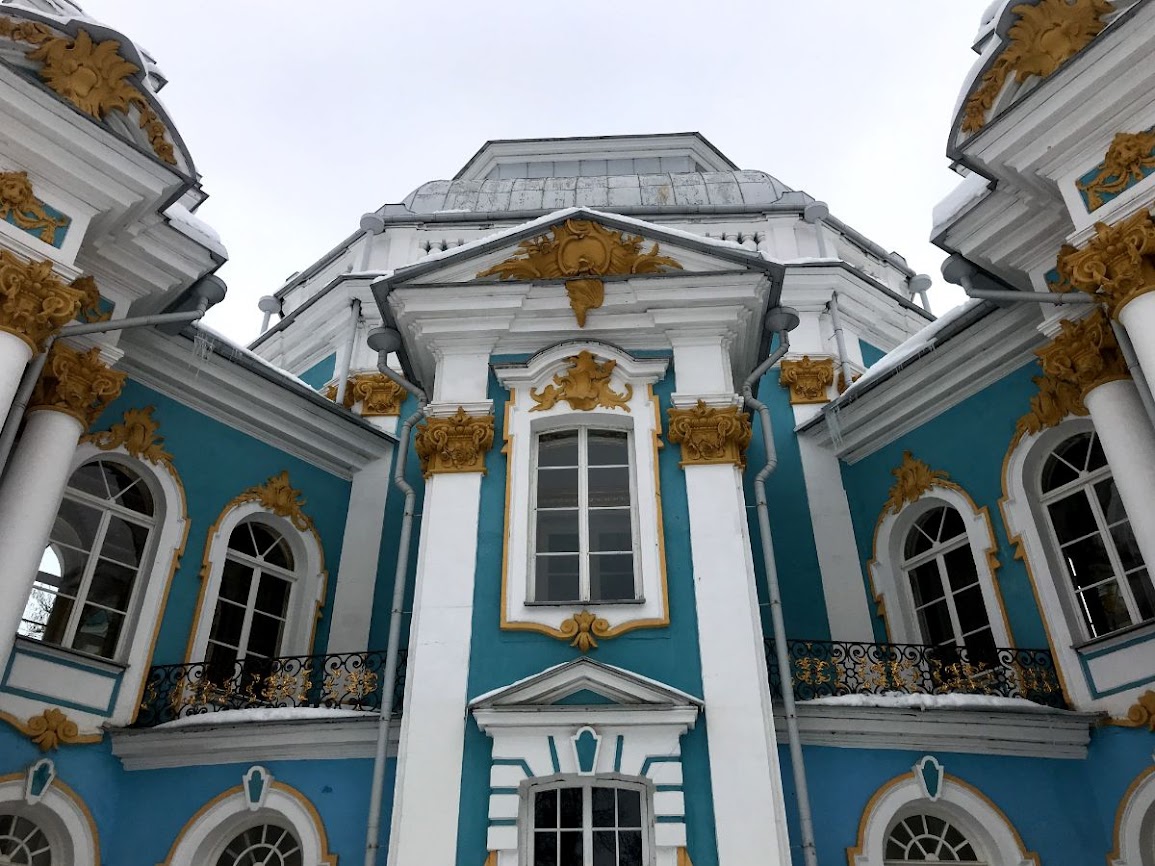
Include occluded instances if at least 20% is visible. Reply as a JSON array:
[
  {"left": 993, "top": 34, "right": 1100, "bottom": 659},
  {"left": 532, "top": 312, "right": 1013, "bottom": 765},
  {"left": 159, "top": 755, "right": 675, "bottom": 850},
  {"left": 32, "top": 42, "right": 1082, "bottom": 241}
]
[
  {"left": 414, "top": 407, "right": 495, "bottom": 477},
  {"left": 25, "top": 708, "right": 79, "bottom": 751},
  {"left": 0, "top": 170, "right": 69, "bottom": 244},
  {"left": 235, "top": 470, "right": 313, "bottom": 532},
  {"left": 1057, "top": 210, "right": 1155, "bottom": 316},
  {"left": 1036, "top": 309, "right": 1129, "bottom": 399},
  {"left": 477, "top": 219, "right": 682, "bottom": 326},
  {"left": 69, "top": 275, "right": 111, "bottom": 324},
  {"left": 666, "top": 400, "right": 752, "bottom": 468},
  {"left": 530, "top": 350, "right": 633, "bottom": 413},
  {"left": 0, "top": 249, "right": 86, "bottom": 352},
  {"left": 29, "top": 341, "right": 124, "bottom": 427},
  {"left": 325, "top": 372, "right": 406, "bottom": 417},
  {"left": 1014, "top": 372, "right": 1089, "bottom": 442},
  {"left": 885, "top": 452, "right": 958, "bottom": 515},
  {"left": 1077, "top": 129, "right": 1155, "bottom": 211},
  {"left": 961, "top": 0, "right": 1113, "bottom": 134},
  {"left": 779, "top": 356, "right": 835, "bottom": 405},
  {"left": 1110, "top": 690, "right": 1155, "bottom": 731},
  {"left": 85, "top": 405, "right": 171, "bottom": 464},
  {"left": 560, "top": 609, "right": 611, "bottom": 652}
]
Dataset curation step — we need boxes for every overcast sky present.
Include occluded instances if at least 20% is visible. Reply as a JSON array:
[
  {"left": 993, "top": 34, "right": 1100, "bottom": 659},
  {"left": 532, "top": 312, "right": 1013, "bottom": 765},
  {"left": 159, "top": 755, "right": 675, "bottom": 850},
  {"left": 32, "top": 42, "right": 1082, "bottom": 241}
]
[{"left": 81, "top": 0, "right": 991, "bottom": 343}]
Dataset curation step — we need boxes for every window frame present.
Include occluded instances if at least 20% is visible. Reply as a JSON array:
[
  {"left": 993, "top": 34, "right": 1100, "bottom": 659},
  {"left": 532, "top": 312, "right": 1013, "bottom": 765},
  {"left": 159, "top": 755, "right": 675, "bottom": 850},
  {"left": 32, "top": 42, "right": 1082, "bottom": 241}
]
[
  {"left": 519, "top": 777, "right": 654, "bottom": 866},
  {"left": 528, "top": 425, "right": 642, "bottom": 605}
]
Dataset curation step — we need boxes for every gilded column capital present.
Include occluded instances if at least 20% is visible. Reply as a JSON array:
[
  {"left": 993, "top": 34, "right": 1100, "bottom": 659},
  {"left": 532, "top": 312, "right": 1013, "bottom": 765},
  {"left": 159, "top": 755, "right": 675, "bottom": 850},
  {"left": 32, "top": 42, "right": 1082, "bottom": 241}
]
[
  {"left": 29, "top": 341, "right": 125, "bottom": 427},
  {"left": 0, "top": 250, "right": 86, "bottom": 352},
  {"left": 415, "top": 406, "right": 495, "bottom": 478},
  {"left": 326, "top": 372, "right": 407, "bottom": 417},
  {"left": 779, "top": 355, "right": 834, "bottom": 405},
  {"left": 666, "top": 399, "right": 751, "bottom": 468},
  {"left": 1037, "top": 309, "right": 1130, "bottom": 401},
  {"left": 1057, "top": 210, "right": 1155, "bottom": 317}
]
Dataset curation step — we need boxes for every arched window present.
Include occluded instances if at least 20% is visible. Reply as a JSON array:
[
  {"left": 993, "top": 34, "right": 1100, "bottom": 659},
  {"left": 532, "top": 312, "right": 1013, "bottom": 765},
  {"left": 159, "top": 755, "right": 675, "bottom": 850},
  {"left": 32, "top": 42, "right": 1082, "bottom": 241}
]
[
  {"left": 0, "top": 778, "right": 98, "bottom": 866},
  {"left": 1039, "top": 431, "right": 1153, "bottom": 639},
  {"left": 531, "top": 429, "right": 638, "bottom": 604},
  {"left": 19, "top": 459, "right": 156, "bottom": 659},
  {"left": 213, "top": 824, "right": 302, "bottom": 866},
  {"left": 527, "top": 781, "right": 648, "bottom": 866},
  {"left": 0, "top": 813, "right": 51, "bottom": 866},
  {"left": 884, "top": 814, "right": 983, "bottom": 863},
  {"left": 901, "top": 505, "right": 996, "bottom": 666}
]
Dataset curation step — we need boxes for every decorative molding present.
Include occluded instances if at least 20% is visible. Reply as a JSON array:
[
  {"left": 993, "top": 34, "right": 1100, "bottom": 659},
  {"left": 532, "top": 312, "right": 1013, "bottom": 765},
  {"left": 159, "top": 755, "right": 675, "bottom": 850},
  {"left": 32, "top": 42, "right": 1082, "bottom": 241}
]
[
  {"left": 415, "top": 406, "right": 494, "bottom": 477},
  {"left": 233, "top": 470, "right": 314, "bottom": 532},
  {"left": 884, "top": 451, "right": 960, "bottom": 516},
  {"left": 1057, "top": 210, "right": 1155, "bottom": 316},
  {"left": 325, "top": 372, "right": 406, "bottom": 417},
  {"left": 0, "top": 19, "right": 176, "bottom": 164},
  {"left": 0, "top": 170, "right": 69, "bottom": 246},
  {"left": 1036, "top": 309, "right": 1129, "bottom": 400},
  {"left": 242, "top": 766, "right": 273, "bottom": 811},
  {"left": 0, "top": 250, "right": 86, "bottom": 352},
  {"left": 476, "top": 218, "right": 682, "bottom": 326},
  {"left": 1109, "top": 689, "right": 1155, "bottom": 731},
  {"left": 560, "top": 610, "right": 611, "bottom": 652},
  {"left": 779, "top": 355, "right": 835, "bottom": 405},
  {"left": 23, "top": 758, "right": 54, "bottom": 805},
  {"left": 530, "top": 350, "right": 633, "bottom": 412},
  {"left": 666, "top": 400, "right": 751, "bottom": 467},
  {"left": 70, "top": 275, "right": 111, "bottom": 324},
  {"left": 29, "top": 341, "right": 124, "bottom": 426},
  {"left": 913, "top": 756, "right": 945, "bottom": 802},
  {"left": 1013, "top": 368, "right": 1089, "bottom": 445},
  {"left": 11, "top": 708, "right": 98, "bottom": 751},
  {"left": 1078, "top": 129, "right": 1155, "bottom": 211},
  {"left": 84, "top": 405, "right": 172, "bottom": 465},
  {"left": 961, "top": 0, "right": 1113, "bottom": 134}
]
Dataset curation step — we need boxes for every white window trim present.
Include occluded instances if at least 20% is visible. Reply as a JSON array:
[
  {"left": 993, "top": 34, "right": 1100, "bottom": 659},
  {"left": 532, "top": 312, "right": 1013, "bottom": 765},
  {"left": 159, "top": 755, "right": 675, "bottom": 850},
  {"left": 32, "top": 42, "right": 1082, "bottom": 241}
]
[
  {"left": 186, "top": 500, "right": 326, "bottom": 664},
  {"left": 0, "top": 774, "right": 98, "bottom": 866},
  {"left": 495, "top": 343, "right": 669, "bottom": 639},
  {"left": 1110, "top": 765, "right": 1155, "bottom": 866},
  {"left": 869, "top": 486, "right": 1011, "bottom": 649},
  {"left": 850, "top": 771, "right": 1036, "bottom": 866},
  {"left": 519, "top": 776, "right": 654, "bottom": 866}
]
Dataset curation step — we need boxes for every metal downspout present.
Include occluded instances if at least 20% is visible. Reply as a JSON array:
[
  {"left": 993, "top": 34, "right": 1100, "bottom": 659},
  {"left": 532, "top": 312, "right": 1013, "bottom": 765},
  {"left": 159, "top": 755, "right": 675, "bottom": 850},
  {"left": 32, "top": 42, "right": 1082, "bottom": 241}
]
[
  {"left": 1111, "top": 319, "right": 1155, "bottom": 430},
  {"left": 828, "top": 292, "right": 854, "bottom": 395},
  {"left": 363, "top": 326, "right": 428, "bottom": 866},
  {"left": 334, "top": 299, "right": 362, "bottom": 406},
  {"left": 740, "top": 311, "right": 819, "bottom": 866}
]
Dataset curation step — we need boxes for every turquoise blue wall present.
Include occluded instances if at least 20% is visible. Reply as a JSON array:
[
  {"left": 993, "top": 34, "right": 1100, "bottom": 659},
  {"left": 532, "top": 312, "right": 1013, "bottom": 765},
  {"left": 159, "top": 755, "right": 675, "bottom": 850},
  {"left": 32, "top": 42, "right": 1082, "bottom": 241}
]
[
  {"left": 299, "top": 353, "right": 337, "bottom": 389},
  {"left": 839, "top": 361, "right": 1048, "bottom": 647},
  {"left": 92, "top": 379, "right": 352, "bottom": 663},
  {"left": 859, "top": 340, "right": 888, "bottom": 368}
]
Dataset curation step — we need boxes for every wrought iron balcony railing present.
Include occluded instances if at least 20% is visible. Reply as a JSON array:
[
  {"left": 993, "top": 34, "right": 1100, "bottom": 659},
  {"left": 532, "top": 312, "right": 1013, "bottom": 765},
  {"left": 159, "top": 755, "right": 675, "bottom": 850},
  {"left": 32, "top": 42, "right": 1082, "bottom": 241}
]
[
  {"left": 765, "top": 638, "right": 1067, "bottom": 709},
  {"left": 134, "top": 649, "right": 407, "bottom": 728}
]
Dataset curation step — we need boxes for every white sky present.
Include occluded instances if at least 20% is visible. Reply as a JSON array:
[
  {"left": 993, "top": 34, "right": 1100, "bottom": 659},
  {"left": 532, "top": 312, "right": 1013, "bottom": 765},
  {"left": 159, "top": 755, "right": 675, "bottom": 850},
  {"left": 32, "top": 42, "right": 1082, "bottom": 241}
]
[{"left": 81, "top": 0, "right": 991, "bottom": 343}]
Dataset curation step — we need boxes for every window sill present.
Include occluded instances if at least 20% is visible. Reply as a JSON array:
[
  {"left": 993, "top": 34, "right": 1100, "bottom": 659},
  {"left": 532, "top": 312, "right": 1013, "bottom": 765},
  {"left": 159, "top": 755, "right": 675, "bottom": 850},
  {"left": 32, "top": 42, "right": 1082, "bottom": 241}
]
[
  {"left": 13, "top": 636, "right": 128, "bottom": 674},
  {"left": 525, "top": 597, "right": 646, "bottom": 607},
  {"left": 1073, "top": 619, "right": 1155, "bottom": 657}
]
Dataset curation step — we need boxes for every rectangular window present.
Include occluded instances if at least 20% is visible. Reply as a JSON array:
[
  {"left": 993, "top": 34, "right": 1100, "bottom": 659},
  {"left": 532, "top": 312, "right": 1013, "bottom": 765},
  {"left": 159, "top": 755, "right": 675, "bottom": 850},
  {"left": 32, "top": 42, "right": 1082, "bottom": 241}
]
[
  {"left": 530, "top": 785, "right": 645, "bottom": 866},
  {"left": 532, "top": 429, "right": 637, "bottom": 604}
]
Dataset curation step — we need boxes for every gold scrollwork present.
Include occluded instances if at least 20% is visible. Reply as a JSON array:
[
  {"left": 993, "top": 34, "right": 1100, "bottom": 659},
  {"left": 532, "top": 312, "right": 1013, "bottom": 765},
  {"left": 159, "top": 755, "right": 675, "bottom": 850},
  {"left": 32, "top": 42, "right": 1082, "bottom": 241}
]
[
  {"left": 1078, "top": 130, "right": 1155, "bottom": 211},
  {"left": 1036, "top": 308, "right": 1129, "bottom": 399},
  {"left": 1057, "top": 210, "right": 1155, "bottom": 317},
  {"left": 530, "top": 351, "right": 632, "bottom": 413},
  {"left": 884, "top": 452, "right": 959, "bottom": 515},
  {"left": 0, "top": 250, "right": 86, "bottom": 352},
  {"left": 234, "top": 470, "right": 314, "bottom": 532},
  {"left": 476, "top": 219, "right": 682, "bottom": 326},
  {"left": 414, "top": 406, "right": 495, "bottom": 477},
  {"left": 29, "top": 341, "right": 124, "bottom": 427},
  {"left": 0, "top": 170, "right": 69, "bottom": 244},
  {"left": 961, "top": 0, "right": 1113, "bottom": 134},
  {"left": 1110, "top": 689, "right": 1155, "bottom": 731},
  {"left": 779, "top": 355, "right": 835, "bottom": 405},
  {"left": 70, "top": 275, "right": 111, "bottom": 324},
  {"left": 560, "top": 609, "right": 611, "bottom": 652},
  {"left": 666, "top": 400, "right": 751, "bottom": 468},
  {"left": 325, "top": 372, "right": 406, "bottom": 417},
  {"left": 25, "top": 708, "right": 82, "bottom": 751},
  {"left": 85, "top": 405, "right": 172, "bottom": 465}
]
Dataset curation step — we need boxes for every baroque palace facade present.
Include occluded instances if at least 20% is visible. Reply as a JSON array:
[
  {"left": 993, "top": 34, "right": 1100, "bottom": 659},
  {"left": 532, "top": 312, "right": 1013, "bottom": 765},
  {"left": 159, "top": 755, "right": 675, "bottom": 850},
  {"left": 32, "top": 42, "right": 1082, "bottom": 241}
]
[{"left": 0, "top": 0, "right": 1154, "bottom": 864}]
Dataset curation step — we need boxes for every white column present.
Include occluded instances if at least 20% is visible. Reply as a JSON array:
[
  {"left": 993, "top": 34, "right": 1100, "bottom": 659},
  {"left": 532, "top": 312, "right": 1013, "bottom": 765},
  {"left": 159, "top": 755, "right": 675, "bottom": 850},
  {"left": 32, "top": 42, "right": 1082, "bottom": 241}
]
[
  {"left": 1083, "top": 379, "right": 1155, "bottom": 571},
  {"left": 1118, "top": 292, "right": 1155, "bottom": 391},
  {"left": 0, "top": 409, "right": 83, "bottom": 674},
  {"left": 684, "top": 462, "right": 792, "bottom": 866},
  {"left": 0, "top": 331, "right": 33, "bottom": 424}
]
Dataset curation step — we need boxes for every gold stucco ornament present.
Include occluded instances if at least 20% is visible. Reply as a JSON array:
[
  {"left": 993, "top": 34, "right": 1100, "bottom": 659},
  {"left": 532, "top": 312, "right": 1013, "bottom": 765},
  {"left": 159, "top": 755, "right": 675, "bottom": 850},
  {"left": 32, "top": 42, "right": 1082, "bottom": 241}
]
[
  {"left": 1037, "top": 309, "right": 1130, "bottom": 400},
  {"left": 779, "top": 355, "right": 835, "bottom": 405},
  {"left": 235, "top": 471, "right": 314, "bottom": 532},
  {"left": 1111, "top": 690, "right": 1155, "bottom": 731},
  {"left": 561, "top": 609, "right": 610, "bottom": 652},
  {"left": 29, "top": 341, "right": 125, "bottom": 426},
  {"left": 530, "top": 350, "right": 632, "bottom": 413},
  {"left": 1057, "top": 210, "right": 1155, "bottom": 317},
  {"left": 884, "top": 452, "right": 959, "bottom": 515},
  {"left": 666, "top": 400, "right": 752, "bottom": 468},
  {"left": 961, "top": 0, "right": 1113, "bottom": 134},
  {"left": 0, "top": 250, "right": 86, "bottom": 352},
  {"left": 86, "top": 405, "right": 172, "bottom": 465},
  {"left": 325, "top": 372, "right": 406, "bottom": 417},
  {"left": 414, "top": 406, "right": 495, "bottom": 477},
  {"left": 0, "top": 170, "right": 69, "bottom": 244},
  {"left": 70, "top": 275, "right": 111, "bottom": 324},
  {"left": 1014, "top": 371, "right": 1089, "bottom": 442},
  {"left": 477, "top": 219, "right": 682, "bottom": 326},
  {"left": 1078, "top": 130, "right": 1155, "bottom": 211},
  {"left": 26, "top": 708, "right": 80, "bottom": 751}
]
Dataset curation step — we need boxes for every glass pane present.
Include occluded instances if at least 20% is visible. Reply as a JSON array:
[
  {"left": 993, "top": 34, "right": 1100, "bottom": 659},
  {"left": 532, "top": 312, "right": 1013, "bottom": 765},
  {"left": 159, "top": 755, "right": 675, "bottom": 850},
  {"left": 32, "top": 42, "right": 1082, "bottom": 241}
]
[
  {"left": 588, "top": 467, "right": 630, "bottom": 507},
  {"left": 904, "top": 517, "right": 937, "bottom": 558},
  {"left": 87, "top": 559, "right": 136, "bottom": 612},
  {"left": 534, "top": 832, "right": 558, "bottom": 866},
  {"left": 1087, "top": 433, "right": 1107, "bottom": 471},
  {"left": 535, "top": 789, "right": 557, "bottom": 829},
  {"left": 617, "top": 789, "right": 641, "bottom": 827},
  {"left": 228, "top": 523, "right": 259, "bottom": 557},
  {"left": 70, "top": 607, "right": 122, "bottom": 657},
  {"left": 592, "top": 787, "right": 615, "bottom": 827},
  {"left": 51, "top": 498, "right": 104, "bottom": 552},
  {"left": 68, "top": 462, "right": 111, "bottom": 499},
  {"left": 220, "top": 560, "right": 253, "bottom": 603},
  {"left": 559, "top": 788, "right": 582, "bottom": 828},
  {"left": 247, "top": 612, "right": 284, "bottom": 658},
  {"left": 916, "top": 599, "right": 954, "bottom": 646},
  {"left": 589, "top": 510, "right": 632, "bottom": 553},
  {"left": 618, "top": 831, "right": 642, "bottom": 865},
  {"left": 587, "top": 431, "right": 628, "bottom": 466},
  {"left": 103, "top": 463, "right": 153, "bottom": 514},
  {"left": 536, "top": 510, "right": 580, "bottom": 553},
  {"left": 964, "top": 628, "right": 998, "bottom": 669},
  {"left": 559, "top": 831, "right": 582, "bottom": 866},
  {"left": 1095, "top": 478, "right": 1128, "bottom": 525},
  {"left": 537, "top": 468, "right": 579, "bottom": 508},
  {"left": 1048, "top": 494, "right": 1096, "bottom": 543},
  {"left": 593, "top": 831, "right": 617, "bottom": 866},
  {"left": 1046, "top": 433, "right": 1091, "bottom": 484},
  {"left": 263, "top": 534, "right": 294, "bottom": 570},
  {"left": 1111, "top": 523, "right": 1144, "bottom": 572},
  {"left": 209, "top": 600, "right": 246, "bottom": 647},
  {"left": 538, "top": 431, "right": 579, "bottom": 467},
  {"left": 99, "top": 516, "right": 150, "bottom": 567},
  {"left": 535, "top": 556, "right": 580, "bottom": 602},
  {"left": 1128, "top": 571, "right": 1155, "bottom": 622},
  {"left": 1062, "top": 534, "right": 1117, "bottom": 590},
  {"left": 590, "top": 555, "right": 635, "bottom": 602},
  {"left": 954, "top": 587, "right": 990, "bottom": 634},
  {"left": 940, "top": 507, "right": 965, "bottom": 541},
  {"left": 1077, "top": 581, "right": 1133, "bottom": 636},
  {"left": 255, "top": 575, "right": 292, "bottom": 618},
  {"left": 942, "top": 547, "right": 978, "bottom": 591},
  {"left": 908, "top": 562, "right": 944, "bottom": 606}
]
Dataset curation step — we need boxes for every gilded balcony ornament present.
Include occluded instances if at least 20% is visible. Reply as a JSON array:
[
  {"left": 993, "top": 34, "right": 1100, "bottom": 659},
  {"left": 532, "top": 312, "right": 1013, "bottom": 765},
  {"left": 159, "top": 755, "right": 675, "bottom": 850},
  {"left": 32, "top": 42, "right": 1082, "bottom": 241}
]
[
  {"left": 0, "top": 19, "right": 176, "bottom": 165},
  {"left": 560, "top": 609, "right": 611, "bottom": 652},
  {"left": 325, "top": 372, "right": 406, "bottom": 417},
  {"left": 70, "top": 275, "right": 111, "bottom": 323},
  {"left": 961, "top": 0, "right": 1113, "bottom": 134},
  {"left": 414, "top": 406, "right": 495, "bottom": 477},
  {"left": 1077, "top": 129, "right": 1155, "bottom": 211},
  {"left": 29, "top": 341, "right": 124, "bottom": 427},
  {"left": 476, "top": 219, "right": 682, "bottom": 326},
  {"left": 530, "top": 350, "right": 633, "bottom": 412},
  {"left": 1110, "top": 689, "right": 1155, "bottom": 731},
  {"left": 85, "top": 405, "right": 172, "bottom": 465},
  {"left": 884, "top": 452, "right": 959, "bottom": 515},
  {"left": 779, "top": 355, "right": 835, "bottom": 405},
  {"left": 1036, "top": 309, "right": 1129, "bottom": 400},
  {"left": 0, "top": 170, "right": 70, "bottom": 245},
  {"left": 666, "top": 400, "right": 752, "bottom": 468},
  {"left": 235, "top": 471, "right": 314, "bottom": 532},
  {"left": 1057, "top": 210, "right": 1155, "bottom": 317},
  {"left": 25, "top": 708, "right": 80, "bottom": 752},
  {"left": 0, "top": 250, "right": 85, "bottom": 352}
]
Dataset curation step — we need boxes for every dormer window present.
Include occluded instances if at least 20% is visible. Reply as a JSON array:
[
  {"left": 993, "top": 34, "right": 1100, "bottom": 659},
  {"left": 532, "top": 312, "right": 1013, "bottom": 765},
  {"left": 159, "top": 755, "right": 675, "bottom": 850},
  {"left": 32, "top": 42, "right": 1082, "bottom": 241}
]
[{"left": 532, "top": 429, "right": 638, "bottom": 604}]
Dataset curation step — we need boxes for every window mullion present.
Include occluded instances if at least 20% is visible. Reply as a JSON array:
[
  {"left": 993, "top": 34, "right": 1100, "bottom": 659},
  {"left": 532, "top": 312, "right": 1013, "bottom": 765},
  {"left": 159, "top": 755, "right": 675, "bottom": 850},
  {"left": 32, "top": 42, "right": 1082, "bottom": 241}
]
[
  {"left": 584, "top": 784, "right": 593, "bottom": 866},
  {"left": 579, "top": 428, "right": 591, "bottom": 602},
  {"left": 1086, "top": 487, "right": 1142, "bottom": 622},
  {"left": 935, "top": 553, "right": 966, "bottom": 649},
  {"left": 234, "top": 563, "right": 263, "bottom": 661},
  {"left": 65, "top": 509, "right": 114, "bottom": 645}
]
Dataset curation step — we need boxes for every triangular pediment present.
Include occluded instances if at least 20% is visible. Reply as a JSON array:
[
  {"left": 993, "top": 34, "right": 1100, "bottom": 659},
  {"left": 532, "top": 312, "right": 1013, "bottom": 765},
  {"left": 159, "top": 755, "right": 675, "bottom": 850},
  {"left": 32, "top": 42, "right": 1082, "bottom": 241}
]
[{"left": 469, "top": 659, "right": 702, "bottom": 711}]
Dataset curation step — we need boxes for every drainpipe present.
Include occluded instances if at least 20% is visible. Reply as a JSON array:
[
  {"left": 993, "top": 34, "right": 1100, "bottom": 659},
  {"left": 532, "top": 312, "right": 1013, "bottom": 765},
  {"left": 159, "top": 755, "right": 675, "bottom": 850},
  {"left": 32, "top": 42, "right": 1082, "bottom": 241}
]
[
  {"left": 0, "top": 276, "right": 226, "bottom": 478},
  {"left": 360, "top": 213, "right": 386, "bottom": 272},
  {"left": 909, "top": 273, "right": 933, "bottom": 314},
  {"left": 334, "top": 299, "right": 362, "bottom": 406},
  {"left": 363, "top": 324, "right": 428, "bottom": 866},
  {"left": 1111, "top": 319, "right": 1155, "bottom": 431},
  {"left": 740, "top": 305, "right": 819, "bottom": 866},
  {"left": 258, "top": 295, "right": 282, "bottom": 333},
  {"left": 802, "top": 201, "right": 830, "bottom": 258},
  {"left": 827, "top": 292, "right": 854, "bottom": 394}
]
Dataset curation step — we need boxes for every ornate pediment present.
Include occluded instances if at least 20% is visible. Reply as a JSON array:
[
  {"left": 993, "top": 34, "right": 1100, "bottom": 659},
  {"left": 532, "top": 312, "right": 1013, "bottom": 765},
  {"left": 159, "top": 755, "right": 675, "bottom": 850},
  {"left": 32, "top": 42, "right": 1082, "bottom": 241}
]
[{"left": 469, "top": 659, "right": 702, "bottom": 711}]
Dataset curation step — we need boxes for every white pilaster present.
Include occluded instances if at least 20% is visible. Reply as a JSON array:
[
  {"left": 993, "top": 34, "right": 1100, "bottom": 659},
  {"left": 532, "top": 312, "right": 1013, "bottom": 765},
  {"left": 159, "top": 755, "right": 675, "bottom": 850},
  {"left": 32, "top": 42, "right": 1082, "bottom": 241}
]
[
  {"left": 1083, "top": 379, "right": 1155, "bottom": 572},
  {"left": 0, "top": 409, "right": 83, "bottom": 675},
  {"left": 1119, "top": 292, "right": 1155, "bottom": 391},
  {"left": 0, "top": 332, "right": 33, "bottom": 424}
]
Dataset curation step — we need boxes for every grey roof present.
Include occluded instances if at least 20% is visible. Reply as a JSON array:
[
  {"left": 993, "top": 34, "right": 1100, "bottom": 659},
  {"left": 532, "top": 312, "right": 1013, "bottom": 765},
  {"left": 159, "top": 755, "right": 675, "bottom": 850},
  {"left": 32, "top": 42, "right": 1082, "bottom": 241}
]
[{"left": 401, "top": 170, "right": 806, "bottom": 215}]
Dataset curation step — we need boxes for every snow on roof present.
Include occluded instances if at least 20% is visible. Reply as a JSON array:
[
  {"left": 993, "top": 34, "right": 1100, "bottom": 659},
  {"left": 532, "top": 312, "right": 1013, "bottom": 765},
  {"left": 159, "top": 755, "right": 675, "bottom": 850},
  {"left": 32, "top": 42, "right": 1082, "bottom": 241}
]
[
  {"left": 932, "top": 173, "right": 992, "bottom": 238},
  {"left": 193, "top": 323, "right": 314, "bottom": 390},
  {"left": 164, "top": 203, "right": 227, "bottom": 259},
  {"left": 154, "top": 707, "right": 375, "bottom": 728},
  {"left": 801, "top": 691, "right": 1057, "bottom": 712}
]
